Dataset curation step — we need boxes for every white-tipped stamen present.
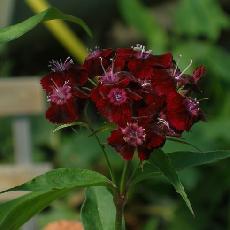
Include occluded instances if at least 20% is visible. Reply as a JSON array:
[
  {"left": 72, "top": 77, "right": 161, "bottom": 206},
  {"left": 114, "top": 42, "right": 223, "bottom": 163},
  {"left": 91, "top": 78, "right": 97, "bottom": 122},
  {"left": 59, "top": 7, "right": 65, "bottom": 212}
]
[
  {"left": 177, "top": 59, "right": 193, "bottom": 78},
  {"left": 198, "top": 97, "right": 209, "bottom": 102},
  {"left": 99, "top": 57, "right": 107, "bottom": 74},
  {"left": 157, "top": 118, "right": 170, "bottom": 129},
  {"left": 64, "top": 57, "right": 74, "bottom": 66},
  {"left": 110, "top": 58, "right": 115, "bottom": 73},
  {"left": 51, "top": 78, "right": 59, "bottom": 90},
  {"left": 132, "top": 44, "right": 152, "bottom": 57},
  {"left": 173, "top": 54, "right": 183, "bottom": 77},
  {"left": 48, "top": 57, "right": 74, "bottom": 72}
]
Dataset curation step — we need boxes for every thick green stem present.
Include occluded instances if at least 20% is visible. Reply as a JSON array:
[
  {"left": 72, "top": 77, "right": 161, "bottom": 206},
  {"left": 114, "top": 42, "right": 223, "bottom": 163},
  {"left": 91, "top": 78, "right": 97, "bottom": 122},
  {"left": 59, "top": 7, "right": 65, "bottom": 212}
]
[
  {"left": 114, "top": 161, "right": 130, "bottom": 230},
  {"left": 115, "top": 200, "right": 123, "bottom": 230}
]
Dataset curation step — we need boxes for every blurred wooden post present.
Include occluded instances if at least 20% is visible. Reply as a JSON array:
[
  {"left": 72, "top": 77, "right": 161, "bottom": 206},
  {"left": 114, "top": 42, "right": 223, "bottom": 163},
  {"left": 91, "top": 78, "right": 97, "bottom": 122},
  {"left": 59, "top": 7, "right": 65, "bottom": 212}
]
[
  {"left": 13, "top": 117, "right": 32, "bottom": 164},
  {"left": 0, "top": 0, "right": 15, "bottom": 27},
  {"left": 0, "top": 2, "right": 48, "bottom": 229},
  {"left": 0, "top": 77, "right": 52, "bottom": 230}
]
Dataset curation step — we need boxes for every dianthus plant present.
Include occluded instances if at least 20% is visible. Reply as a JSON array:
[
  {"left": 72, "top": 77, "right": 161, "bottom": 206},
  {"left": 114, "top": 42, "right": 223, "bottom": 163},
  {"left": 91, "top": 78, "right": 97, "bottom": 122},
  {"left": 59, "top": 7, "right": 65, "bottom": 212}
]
[
  {"left": 40, "top": 45, "right": 206, "bottom": 228},
  {"left": 0, "top": 8, "right": 230, "bottom": 230}
]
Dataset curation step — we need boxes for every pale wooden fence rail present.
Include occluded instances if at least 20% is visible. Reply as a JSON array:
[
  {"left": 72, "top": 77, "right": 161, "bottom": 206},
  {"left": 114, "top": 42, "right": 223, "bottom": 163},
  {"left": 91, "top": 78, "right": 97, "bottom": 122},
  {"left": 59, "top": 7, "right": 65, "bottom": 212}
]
[{"left": 0, "top": 77, "right": 52, "bottom": 230}]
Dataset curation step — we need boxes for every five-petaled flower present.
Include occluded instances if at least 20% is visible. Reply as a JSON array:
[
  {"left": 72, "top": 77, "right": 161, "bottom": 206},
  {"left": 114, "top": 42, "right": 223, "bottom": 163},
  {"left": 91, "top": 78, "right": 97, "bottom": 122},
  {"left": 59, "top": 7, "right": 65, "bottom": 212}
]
[{"left": 41, "top": 57, "right": 89, "bottom": 123}]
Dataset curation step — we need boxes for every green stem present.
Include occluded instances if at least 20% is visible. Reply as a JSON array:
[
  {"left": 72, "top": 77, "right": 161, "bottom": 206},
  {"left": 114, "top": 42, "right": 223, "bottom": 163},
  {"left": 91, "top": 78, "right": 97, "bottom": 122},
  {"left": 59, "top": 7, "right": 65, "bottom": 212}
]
[
  {"left": 83, "top": 102, "right": 116, "bottom": 185},
  {"left": 120, "top": 161, "right": 129, "bottom": 194},
  {"left": 114, "top": 161, "right": 130, "bottom": 230},
  {"left": 93, "top": 129, "right": 116, "bottom": 184},
  {"left": 126, "top": 162, "right": 140, "bottom": 188},
  {"left": 115, "top": 199, "right": 123, "bottom": 230}
]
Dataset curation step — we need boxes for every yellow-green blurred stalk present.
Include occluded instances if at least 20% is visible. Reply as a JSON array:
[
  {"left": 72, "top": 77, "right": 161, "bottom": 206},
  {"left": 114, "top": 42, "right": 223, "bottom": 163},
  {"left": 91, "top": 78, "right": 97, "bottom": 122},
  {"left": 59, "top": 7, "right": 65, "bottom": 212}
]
[{"left": 26, "top": 0, "right": 88, "bottom": 63}]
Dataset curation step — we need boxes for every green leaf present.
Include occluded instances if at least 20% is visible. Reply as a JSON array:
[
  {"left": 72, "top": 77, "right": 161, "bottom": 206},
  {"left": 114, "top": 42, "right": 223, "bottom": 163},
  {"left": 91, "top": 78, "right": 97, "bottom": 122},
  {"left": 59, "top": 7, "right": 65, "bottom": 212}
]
[
  {"left": 169, "top": 150, "right": 230, "bottom": 171},
  {"left": 167, "top": 137, "right": 201, "bottom": 152},
  {"left": 150, "top": 150, "right": 194, "bottom": 215},
  {"left": 0, "top": 189, "right": 71, "bottom": 230},
  {"left": 88, "top": 123, "right": 115, "bottom": 137},
  {"left": 53, "top": 121, "right": 89, "bottom": 133},
  {"left": 1, "top": 168, "right": 112, "bottom": 193},
  {"left": 130, "top": 163, "right": 160, "bottom": 185},
  {"left": 0, "top": 168, "right": 112, "bottom": 229},
  {"left": 118, "top": 0, "right": 168, "bottom": 52},
  {"left": 133, "top": 149, "right": 230, "bottom": 185},
  {"left": 0, "top": 7, "right": 92, "bottom": 44},
  {"left": 81, "top": 186, "right": 116, "bottom": 230},
  {"left": 174, "top": 0, "right": 229, "bottom": 40}
]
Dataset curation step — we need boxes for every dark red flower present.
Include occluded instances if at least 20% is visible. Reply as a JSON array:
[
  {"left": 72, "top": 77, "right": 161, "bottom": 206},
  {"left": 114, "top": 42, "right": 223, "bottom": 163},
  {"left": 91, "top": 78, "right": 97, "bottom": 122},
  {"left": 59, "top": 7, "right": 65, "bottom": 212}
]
[
  {"left": 91, "top": 76, "right": 142, "bottom": 125},
  {"left": 192, "top": 65, "right": 206, "bottom": 84},
  {"left": 166, "top": 92, "right": 204, "bottom": 131},
  {"left": 171, "top": 61, "right": 206, "bottom": 93},
  {"left": 42, "top": 46, "right": 205, "bottom": 161},
  {"left": 124, "top": 52, "right": 175, "bottom": 97},
  {"left": 115, "top": 46, "right": 173, "bottom": 72},
  {"left": 83, "top": 48, "right": 114, "bottom": 77},
  {"left": 41, "top": 58, "right": 88, "bottom": 124},
  {"left": 86, "top": 46, "right": 205, "bottom": 161},
  {"left": 108, "top": 122, "right": 165, "bottom": 160}
]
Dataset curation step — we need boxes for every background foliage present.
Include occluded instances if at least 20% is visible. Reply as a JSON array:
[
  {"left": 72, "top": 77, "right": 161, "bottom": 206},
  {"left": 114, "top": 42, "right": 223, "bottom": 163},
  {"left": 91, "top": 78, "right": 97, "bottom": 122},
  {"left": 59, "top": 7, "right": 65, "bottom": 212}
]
[{"left": 0, "top": 0, "right": 229, "bottom": 229}]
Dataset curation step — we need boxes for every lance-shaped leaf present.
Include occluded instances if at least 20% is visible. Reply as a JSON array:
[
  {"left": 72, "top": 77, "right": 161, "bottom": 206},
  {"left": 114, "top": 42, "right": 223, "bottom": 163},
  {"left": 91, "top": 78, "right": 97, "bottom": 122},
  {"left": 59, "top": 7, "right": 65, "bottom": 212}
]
[
  {"left": 0, "top": 168, "right": 112, "bottom": 193},
  {"left": 81, "top": 186, "right": 116, "bottom": 230},
  {"left": 0, "top": 168, "right": 112, "bottom": 229},
  {"left": 150, "top": 150, "right": 194, "bottom": 215},
  {"left": 130, "top": 163, "right": 160, "bottom": 185},
  {"left": 132, "top": 150, "right": 230, "bottom": 185},
  {"left": 0, "top": 189, "right": 71, "bottom": 230},
  {"left": 169, "top": 150, "right": 230, "bottom": 171},
  {"left": 167, "top": 137, "right": 201, "bottom": 152},
  {"left": 0, "top": 7, "right": 92, "bottom": 44}
]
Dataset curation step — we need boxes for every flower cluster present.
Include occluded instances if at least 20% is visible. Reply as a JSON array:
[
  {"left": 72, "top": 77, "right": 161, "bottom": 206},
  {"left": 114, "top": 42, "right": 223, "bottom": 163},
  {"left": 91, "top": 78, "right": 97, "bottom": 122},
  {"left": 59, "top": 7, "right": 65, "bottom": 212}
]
[{"left": 41, "top": 45, "right": 205, "bottom": 161}]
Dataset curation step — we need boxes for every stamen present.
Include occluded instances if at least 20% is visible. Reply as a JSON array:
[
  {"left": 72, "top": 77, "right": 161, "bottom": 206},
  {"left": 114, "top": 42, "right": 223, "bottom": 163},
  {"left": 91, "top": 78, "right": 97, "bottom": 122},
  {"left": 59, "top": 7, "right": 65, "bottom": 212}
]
[
  {"left": 173, "top": 54, "right": 182, "bottom": 77},
  {"left": 99, "top": 58, "right": 119, "bottom": 84},
  {"left": 51, "top": 78, "right": 60, "bottom": 90},
  {"left": 131, "top": 44, "right": 142, "bottom": 51},
  {"left": 185, "top": 98, "right": 200, "bottom": 116},
  {"left": 198, "top": 97, "right": 209, "bottom": 102},
  {"left": 88, "top": 46, "right": 100, "bottom": 53},
  {"left": 64, "top": 57, "right": 73, "bottom": 66},
  {"left": 48, "top": 57, "right": 74, "bottom": 72},
  {"left": 156, "top": 118, "right": 179, "bottom": 136},
  {"left": 99, "top": 57, "right": 107, "bottom": 74},
  {"left": 88, "top": 46, "right": 100, "bottom": 58},
  {"left": 48, "top": 79, "right": 72, "bottom": 105},
  {"left": 138, "top": 79, "right": 151, "bottom": 88},
  {"left": 177, "top": 59, "right": 193, "bottom": 78},
  {"left": 131, "top": 44, "right": 152, "bottom": 59},
  {"left": 157, "top": 118, "right": 170, "bottom": 129},
  {"left": 110, "top": 58, "right": 114, "bottom": 72},
  {"left": 107, "top": 88, "right": 127, "bottom": 105},
  {"left": 121, "top": 122, "right": 146, "bottom": 147}
]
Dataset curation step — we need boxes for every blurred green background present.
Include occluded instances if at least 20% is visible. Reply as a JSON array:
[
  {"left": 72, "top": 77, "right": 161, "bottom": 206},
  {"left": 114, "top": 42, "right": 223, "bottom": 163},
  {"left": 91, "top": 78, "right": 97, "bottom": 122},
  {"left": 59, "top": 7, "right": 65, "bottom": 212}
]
[{"left": 0, "top": 0, "right": 229, "bottom": 229}]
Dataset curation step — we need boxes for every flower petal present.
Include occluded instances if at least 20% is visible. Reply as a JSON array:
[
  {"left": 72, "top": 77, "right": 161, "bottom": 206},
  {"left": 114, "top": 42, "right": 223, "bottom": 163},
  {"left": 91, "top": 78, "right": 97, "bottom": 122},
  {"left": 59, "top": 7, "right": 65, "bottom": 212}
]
[
  {"left": 166, "top": 92, "right": 191, "bottom": 131},
  {"left": 46, "top": 99, "right": 79, "bottom": 124},
  {"left": 108, "top": 130, "right": 134, "bottom": 160},
  {"left": 192, "top": 65, "right": 205, "bottom": 84},
  {"left": 83, "top": 49, "right": 114, "bottom": 77}
]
